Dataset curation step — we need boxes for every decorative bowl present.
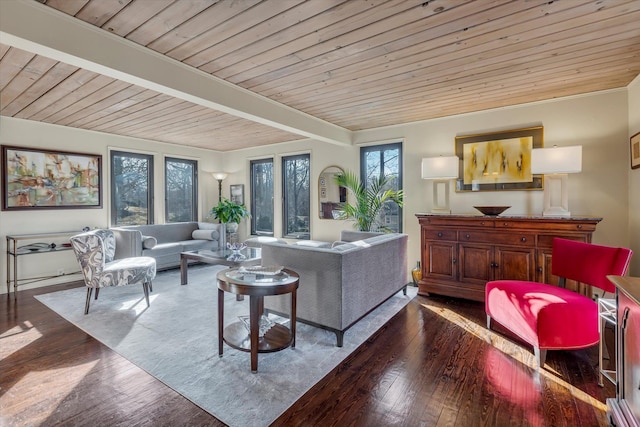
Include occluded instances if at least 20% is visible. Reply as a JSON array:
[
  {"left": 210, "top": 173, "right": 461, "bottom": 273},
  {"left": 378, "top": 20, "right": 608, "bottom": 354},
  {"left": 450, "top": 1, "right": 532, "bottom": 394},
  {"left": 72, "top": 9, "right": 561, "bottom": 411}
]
[{"left": 473, "top": 206, "right": 511, "bottom": 216}]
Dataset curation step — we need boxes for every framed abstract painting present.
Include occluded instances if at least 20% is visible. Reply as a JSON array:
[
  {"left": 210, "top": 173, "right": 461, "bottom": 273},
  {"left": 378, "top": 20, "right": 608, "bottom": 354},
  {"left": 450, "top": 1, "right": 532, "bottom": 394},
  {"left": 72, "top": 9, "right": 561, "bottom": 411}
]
[
  {"left": 454, "top": 126, "right": 544, "bottom": 192},
  {"left": 2, "top": 145, "right": 102, "bottom": 210}
]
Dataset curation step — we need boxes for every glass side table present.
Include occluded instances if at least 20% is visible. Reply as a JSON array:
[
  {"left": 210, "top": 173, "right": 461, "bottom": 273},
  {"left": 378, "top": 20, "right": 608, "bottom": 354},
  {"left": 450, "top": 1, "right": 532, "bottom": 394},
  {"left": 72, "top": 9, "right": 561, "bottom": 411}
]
[{"left": 217, "top": 267, "right": 299, "bottom": 372}]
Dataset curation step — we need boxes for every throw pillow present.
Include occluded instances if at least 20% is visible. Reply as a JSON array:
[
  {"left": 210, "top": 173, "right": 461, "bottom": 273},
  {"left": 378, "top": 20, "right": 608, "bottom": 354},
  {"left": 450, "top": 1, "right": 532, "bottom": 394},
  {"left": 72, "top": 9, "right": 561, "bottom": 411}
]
[
  {"left": 142, "top": 235, "right": 157, "bottom": 249},
  {"left": 332, "top": 242, "right": 358, "bottom": 252},
  {"left": 192, "top": 229, "right": 219, "bottom": 240}
]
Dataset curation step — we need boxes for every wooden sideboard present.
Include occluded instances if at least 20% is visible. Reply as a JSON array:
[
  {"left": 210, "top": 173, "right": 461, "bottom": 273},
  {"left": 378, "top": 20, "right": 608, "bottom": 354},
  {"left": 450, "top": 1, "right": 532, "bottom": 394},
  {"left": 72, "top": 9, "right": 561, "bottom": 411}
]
[{"left": 415, "top": 214, "right": 602, "bottom": 302}]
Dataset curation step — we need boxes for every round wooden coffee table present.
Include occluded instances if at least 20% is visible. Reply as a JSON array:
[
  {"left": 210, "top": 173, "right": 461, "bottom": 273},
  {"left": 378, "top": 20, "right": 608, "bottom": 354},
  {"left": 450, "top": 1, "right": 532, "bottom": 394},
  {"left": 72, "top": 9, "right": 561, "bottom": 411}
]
[{"left": 217, "top": 267, "right": 299, "bottom": 372}]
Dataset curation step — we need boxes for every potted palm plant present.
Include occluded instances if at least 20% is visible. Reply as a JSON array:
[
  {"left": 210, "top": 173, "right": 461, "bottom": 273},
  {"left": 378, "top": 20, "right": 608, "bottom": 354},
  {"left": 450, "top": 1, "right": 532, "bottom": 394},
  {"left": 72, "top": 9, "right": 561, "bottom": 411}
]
[
  {"left": 334, "top": 170, "right": 403, "bottom": 232},
  {"left": 210, "top": 197, "right": 250, "bottom": 233}
]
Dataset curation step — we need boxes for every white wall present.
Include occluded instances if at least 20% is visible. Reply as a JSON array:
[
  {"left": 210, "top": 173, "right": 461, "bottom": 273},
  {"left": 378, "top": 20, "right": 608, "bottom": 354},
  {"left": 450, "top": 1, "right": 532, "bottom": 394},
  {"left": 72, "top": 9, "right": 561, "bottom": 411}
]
[
  {"left": 224, "top": 90, "right": 631, "bottom": 277},
  {"left": 0, "top": 88, "right": 634, "bottom": 293},
  {"left": 0, "top": 117, "right": 221, "bottom": 293},
  {"left": 628, "top": 75, "right": 640, "bottom": 276},
  {"left": 354, "top": 89, "right": 630, "bottom": 269}
]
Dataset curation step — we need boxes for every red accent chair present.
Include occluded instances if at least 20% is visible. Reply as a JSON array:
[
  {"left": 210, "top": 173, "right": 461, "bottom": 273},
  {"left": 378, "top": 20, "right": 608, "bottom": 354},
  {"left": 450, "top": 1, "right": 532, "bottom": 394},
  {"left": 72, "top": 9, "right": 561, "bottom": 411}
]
[{"left": 485, "top": 238, "right": 633, "bottom": 367}]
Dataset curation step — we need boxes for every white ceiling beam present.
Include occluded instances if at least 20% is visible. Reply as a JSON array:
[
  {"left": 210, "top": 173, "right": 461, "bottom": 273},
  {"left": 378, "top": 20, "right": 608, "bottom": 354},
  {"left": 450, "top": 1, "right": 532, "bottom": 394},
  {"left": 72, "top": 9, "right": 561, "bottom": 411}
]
[{"left": 0, "top": 0, "right": 352, "bottom": 146}]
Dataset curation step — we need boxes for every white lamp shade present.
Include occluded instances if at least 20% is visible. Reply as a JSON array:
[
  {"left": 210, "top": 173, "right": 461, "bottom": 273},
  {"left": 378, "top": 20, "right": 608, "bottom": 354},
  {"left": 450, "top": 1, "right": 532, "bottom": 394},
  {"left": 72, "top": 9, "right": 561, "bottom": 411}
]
[
  {"left": 212, "top": 172, "right": 229, "bottom": 180},
  {"left": 421, "top": 156, "right": 459, "bottom": 179},
  {"left": 531, "top": 146, "right": 582, "bottom": 174}
]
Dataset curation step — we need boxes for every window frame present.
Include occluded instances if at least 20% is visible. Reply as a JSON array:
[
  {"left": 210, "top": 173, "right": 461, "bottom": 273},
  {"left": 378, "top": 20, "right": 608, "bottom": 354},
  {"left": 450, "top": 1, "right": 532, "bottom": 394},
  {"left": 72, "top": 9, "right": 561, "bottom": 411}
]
[
  {"left": 110, "top": 150, "right": 154, "bottom": 226},
  {"left": 250, "top": 158, "right": 274, "bottom": 236},
  {"left": 164, "top": 156, "right": 198, "bottom": 223},
  {"left": 359, "top": 142, "right": 403, "bottom": 232},
  {"left": 282, "top": 153, "right": 311, "bottom": 240}
]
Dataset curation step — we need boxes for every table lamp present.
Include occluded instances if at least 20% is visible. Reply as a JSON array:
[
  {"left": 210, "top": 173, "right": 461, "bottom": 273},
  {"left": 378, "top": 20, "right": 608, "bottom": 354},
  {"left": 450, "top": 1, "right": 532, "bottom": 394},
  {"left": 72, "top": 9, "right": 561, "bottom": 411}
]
[
  {"left": 531, "top": 145, "right": 582, "bottom": 217},
  {"left": 421, "top": 156, "right": 459, "bottom": 214}
]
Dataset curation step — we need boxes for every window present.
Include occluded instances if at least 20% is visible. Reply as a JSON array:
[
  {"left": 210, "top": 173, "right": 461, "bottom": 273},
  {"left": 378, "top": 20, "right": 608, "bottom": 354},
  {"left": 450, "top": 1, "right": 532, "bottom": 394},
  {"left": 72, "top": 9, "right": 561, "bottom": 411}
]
[
  {"left": 282, "top": 154, "right": 310, "bottom": 239},
  {"left": 360, "top": 142, "right": 403, "bottom": 232},
  {"left": 165, "top": 157, "right": 197, "bottom": 223},
  {"left": 111, "top": 150, "right": 154, "bottom": 226},
  {"left": 250, "top": 158, "right": 274, "bottom": 236}
]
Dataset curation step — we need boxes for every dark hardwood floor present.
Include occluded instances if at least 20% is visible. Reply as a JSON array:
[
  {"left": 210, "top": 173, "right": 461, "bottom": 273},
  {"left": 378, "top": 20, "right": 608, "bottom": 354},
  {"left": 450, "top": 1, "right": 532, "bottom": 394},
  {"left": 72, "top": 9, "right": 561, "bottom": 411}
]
[{"left": 1, "top": 281, "right": 614, "bottom": 426}]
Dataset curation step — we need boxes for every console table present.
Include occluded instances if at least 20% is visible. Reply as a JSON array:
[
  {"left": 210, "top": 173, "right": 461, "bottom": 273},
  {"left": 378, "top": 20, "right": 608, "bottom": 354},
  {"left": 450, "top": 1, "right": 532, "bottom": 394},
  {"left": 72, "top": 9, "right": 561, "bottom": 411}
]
[
  {"left": 6, "top": 231, "right": 79, "bottom": 295},
  {"left": 414, "top": 214, "right": 601, "bottom": 302},
  {"left": 606, "top": 275, "right": 640, "bottom": 426}
]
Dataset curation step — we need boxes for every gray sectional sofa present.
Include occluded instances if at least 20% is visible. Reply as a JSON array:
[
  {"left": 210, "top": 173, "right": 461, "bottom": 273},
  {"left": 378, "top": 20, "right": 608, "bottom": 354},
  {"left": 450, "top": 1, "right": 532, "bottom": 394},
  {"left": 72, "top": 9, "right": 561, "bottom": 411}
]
[
  {"left": 112, "top": 222, "right": 226, "bottom": 270},
  {"left": 261, "top": 230, "right": 409, "bottom": 346}
]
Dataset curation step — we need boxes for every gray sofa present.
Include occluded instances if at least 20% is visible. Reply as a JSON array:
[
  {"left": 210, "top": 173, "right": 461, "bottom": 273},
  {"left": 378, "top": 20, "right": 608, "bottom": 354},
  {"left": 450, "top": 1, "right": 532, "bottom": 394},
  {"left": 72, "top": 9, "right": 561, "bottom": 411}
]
[
  {"left": 112, "top": 222, "right": 226, "bottom": 270},
  {"left": 261, "top": 230, "right": 409, "bottom": 346}
]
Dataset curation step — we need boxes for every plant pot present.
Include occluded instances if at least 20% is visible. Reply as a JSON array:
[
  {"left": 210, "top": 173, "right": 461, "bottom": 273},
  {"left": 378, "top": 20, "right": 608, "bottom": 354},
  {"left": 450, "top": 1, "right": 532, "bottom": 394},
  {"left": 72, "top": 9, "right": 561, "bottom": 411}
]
[{"left": 226, "top": 222, "right": 238, "bottom": 233}]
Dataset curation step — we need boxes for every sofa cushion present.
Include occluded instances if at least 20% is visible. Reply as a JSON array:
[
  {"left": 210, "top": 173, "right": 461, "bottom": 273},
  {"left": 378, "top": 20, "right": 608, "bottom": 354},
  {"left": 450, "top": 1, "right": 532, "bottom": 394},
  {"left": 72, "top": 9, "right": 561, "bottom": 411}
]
[
  {"left": 292, "top": 240, "right": 331, "bottom": 248},
  {"left": 192, "top": 229, "right": 220, "bottom": 240},
  {"left": 340, "top": 230, "right": 384, "bottom": 242},
  {"left": 182, "top": 239, "right": 217, "bottom": 251},
  {"left": 331, "top": 242, "right": 359, "bottom": 252},
  {"left": 142, "top": 235, "right": 157, "bottom": 249},
  {"left": 144, "top": 242, "right": 180, "bottom": 257},
  {"left": 245, "top": 236, "right": 288, "bottom": 247}
]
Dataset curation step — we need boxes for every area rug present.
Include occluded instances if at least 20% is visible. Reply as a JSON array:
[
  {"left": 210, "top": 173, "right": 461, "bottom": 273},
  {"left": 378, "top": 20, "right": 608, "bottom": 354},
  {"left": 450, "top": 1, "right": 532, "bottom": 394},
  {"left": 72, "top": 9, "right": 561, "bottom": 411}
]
[{"left": 36, "top": 265, "right": 416, "bottom": 427}]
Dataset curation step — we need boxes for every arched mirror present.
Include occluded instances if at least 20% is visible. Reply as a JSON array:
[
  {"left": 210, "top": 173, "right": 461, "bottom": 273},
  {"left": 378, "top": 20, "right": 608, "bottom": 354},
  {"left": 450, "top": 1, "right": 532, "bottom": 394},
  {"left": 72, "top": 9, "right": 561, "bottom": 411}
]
[{"left": 318, "top": 166, "right": 346, "bottom": 219}]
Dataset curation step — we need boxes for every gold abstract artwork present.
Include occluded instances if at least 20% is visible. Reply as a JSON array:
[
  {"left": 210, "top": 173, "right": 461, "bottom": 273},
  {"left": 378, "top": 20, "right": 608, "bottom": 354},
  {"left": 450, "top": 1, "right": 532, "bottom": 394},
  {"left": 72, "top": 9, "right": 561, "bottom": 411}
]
[{"left": 462, "top": 137, "right": 533, "bottom": 185}]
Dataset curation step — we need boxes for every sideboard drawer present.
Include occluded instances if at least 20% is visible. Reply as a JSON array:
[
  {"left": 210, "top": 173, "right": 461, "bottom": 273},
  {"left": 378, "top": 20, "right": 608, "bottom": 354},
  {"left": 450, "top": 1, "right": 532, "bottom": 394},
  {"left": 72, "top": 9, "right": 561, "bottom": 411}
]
[
  {"left": 423, "top": 229, "right": 457, "bottom": 241},
  {"left": 459, "top": 231, "right": 536, "bottom": 247},
  {"left": 538, "top": 234, "right": 587, "bottom": 248}
]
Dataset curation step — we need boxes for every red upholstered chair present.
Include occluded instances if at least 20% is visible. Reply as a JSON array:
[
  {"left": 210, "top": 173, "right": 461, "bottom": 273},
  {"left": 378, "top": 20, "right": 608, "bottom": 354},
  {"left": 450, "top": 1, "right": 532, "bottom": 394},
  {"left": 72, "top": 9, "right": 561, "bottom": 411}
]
[{"left": 485, "top": 238, "right": 632, "bottom": 367}]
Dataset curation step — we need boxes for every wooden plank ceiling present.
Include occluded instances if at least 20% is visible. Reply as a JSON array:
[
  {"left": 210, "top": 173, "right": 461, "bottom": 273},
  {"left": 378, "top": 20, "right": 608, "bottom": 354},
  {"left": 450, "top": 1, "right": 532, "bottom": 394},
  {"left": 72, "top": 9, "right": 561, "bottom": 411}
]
[{"left": 1, "top": 0, "right": 640, "bottom": 151}]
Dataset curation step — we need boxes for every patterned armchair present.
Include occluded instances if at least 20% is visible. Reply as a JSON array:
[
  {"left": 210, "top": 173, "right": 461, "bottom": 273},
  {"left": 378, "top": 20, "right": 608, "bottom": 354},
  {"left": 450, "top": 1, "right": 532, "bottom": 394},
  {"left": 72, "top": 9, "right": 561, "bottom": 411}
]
[{"left": 70, "top": 229, "right": 156, "bottom": 314}]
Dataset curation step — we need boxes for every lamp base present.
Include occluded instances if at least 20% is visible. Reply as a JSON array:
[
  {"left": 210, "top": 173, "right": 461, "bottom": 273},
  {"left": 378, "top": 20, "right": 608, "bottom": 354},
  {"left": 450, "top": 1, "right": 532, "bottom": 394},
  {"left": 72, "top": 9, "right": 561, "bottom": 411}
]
[
  {"left": 542, "top": 173, "right": 571, "bottom": 218},
  {"left": 542, "top": 207, "right": 571, "bottom": 217},
  {"left": 431, "top": 180, "right": 451, "bottom": 215},
  {"left": 431, "top": 207, "right": 451, "bottom": 214}
]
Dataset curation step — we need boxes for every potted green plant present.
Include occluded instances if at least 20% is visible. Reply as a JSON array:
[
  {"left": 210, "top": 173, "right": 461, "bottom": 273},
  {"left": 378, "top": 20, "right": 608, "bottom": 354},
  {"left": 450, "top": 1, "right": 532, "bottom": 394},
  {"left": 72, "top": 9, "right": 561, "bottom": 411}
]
[
  {"left": 334, "top": 170, "right": 403, "bottom": 232},
  {"left": 210, "top": 197, "right": 250, "bottom": 233}
]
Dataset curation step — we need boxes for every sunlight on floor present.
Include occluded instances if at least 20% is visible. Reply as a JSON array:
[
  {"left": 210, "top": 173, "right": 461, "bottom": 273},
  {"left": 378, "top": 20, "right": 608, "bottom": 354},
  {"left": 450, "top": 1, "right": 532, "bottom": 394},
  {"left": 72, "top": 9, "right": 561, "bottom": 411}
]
[
  {"left": 421, "top": 302, "right": 607, "bottom": 411},
  {"left": 0, "top": 321, "right": 42, "bottom": 360},
  {"left": 0, "top": 360, "right": 99, "bottom": 423},
  {"left": 116, "top": 294, "right": 158, "bottom": 315}
]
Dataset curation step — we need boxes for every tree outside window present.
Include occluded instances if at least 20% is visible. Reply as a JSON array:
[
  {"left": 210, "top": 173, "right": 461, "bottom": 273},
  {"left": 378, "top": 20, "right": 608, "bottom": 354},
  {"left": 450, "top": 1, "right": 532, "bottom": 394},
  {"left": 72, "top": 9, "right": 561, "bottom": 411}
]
[
  {"left": 111, "top": 151, "right": 154, "bottom": 226},
  {"left": 250, "top": 158, "right": 274, "bottom": 235},
  {"left": 360, "top": 143, "right": 403, "bottom": 232},
  {"left": 165, "top": 157, "right": 197, "bottom": 223},
  {"left": 283, "top": 154, "right": 310, "bottom": 239}
]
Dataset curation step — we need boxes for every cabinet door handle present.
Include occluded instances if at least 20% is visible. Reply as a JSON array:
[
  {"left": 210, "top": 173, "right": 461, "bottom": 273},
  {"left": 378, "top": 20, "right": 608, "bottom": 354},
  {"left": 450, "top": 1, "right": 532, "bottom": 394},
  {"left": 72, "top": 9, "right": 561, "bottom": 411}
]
[
  {"left": 452, "top": 258, "right": 457, "bottom": 264},
  {"left": 465, "top": 234, "right": 471, "bottom": 239},
  {"left": 503, "top": 222, "right": 509, "bottom": 227},
  {"left": 577, "top": 224, "right": 583, "bottom": 229},
  {"left": 521, "top": 237, "right": 527, "bottom": 242},
  {"left": 438, "top": 232, "right": 443, "bottom": 238},
  {"left": 480, "top": 221, "right": 485, "bottom": 226},
  {"left": 538, "top": 267, "right": 543, "bottom": 272}
]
